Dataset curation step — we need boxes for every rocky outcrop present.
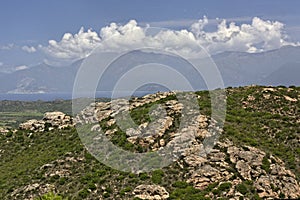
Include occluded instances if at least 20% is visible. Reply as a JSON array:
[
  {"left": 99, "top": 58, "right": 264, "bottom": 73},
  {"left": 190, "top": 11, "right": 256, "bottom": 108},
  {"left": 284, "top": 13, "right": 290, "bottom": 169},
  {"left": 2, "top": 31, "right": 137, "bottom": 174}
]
[
  {"left": 76, "top": 92, "right": 215, "bottom": 153},
  {"left": 11, "top": 183, "right": 55, "bottom": 200},
  {"left": 19, "top": 119, "right": 45, "bottom": 131},
  {"left": 75, "top": 92, "right": 183, "bottom": 147},
  {"left": 19, "top": 111, "right": 74, "bottom": 132},
  {"left": 74, "top": 91, "right": 300, "bottom": 199},
  {"left": 185, "top": 139, "right": 300, "bottom": 199},
  {"left": 133, "top": 184, "right": 169, "bottom": 200},
  {"left": 75, "top": 92, "right": 176, "bottom": 125},
  {"left": 43, "top": 111, "right": 72, "bottom": 128}
]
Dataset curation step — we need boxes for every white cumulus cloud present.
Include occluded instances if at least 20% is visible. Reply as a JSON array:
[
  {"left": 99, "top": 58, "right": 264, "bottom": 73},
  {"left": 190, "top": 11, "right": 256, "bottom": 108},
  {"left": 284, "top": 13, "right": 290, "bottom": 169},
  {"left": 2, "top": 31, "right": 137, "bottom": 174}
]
[
  {"left": 191, "top": 17, "right": 296, "bottom": 54},
  {"left": 41, "top": 17, "right": 299, "bottom": 64},
  {"left": 22, "top": 45, "right": 37, "bottom": 53},
  {"left": 99, "top": 20, "right": 146, "bottom": 50},
  {"left": 41, "top": 27, "right": 101, "bottom": 64}
]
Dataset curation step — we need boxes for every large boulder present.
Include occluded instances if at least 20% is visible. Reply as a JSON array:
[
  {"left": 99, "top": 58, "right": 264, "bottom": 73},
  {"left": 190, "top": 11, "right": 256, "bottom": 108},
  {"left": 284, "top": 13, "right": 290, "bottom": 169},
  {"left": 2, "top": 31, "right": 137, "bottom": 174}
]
[{"left": 43, "top": 111, "right": 73, "bottom": 128}]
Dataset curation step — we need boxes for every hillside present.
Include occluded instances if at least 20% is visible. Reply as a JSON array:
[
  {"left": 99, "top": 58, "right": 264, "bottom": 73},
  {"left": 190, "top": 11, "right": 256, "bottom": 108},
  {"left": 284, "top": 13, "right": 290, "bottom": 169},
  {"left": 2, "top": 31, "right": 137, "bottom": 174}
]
[{"left": 0, "top": 86, "right": 299, "bottom": 199}]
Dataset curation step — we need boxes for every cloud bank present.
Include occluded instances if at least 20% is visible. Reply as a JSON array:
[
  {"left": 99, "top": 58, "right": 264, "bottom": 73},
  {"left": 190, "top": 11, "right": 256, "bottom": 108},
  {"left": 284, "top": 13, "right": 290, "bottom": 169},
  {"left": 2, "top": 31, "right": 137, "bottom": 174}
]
[
  {"left": 41, "top": 17, "right": 299, "bottom": 64},
  {"left": 22, "top": 46, "right": 36, "bottom": 53},
  {"left": 0, "top": 44, "right": 14, "bottom": 50}
]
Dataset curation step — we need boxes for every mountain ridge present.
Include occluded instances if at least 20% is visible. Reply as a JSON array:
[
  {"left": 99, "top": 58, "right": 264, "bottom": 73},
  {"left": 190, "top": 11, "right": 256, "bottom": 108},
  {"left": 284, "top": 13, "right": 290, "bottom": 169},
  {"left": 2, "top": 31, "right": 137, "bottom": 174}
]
[{"left": 0, "top": 46, "right": 299, "bottom": 95}]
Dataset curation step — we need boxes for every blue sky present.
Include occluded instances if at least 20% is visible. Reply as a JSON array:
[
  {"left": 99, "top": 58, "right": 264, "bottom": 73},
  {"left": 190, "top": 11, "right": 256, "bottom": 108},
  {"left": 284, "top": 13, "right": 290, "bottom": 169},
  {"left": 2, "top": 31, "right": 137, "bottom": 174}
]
[
  {"left": 1, "top": 0, "right": 300, "bottom": 70},
  {"left": 1, "top": 0, "right": 300, "bottom": 43}
]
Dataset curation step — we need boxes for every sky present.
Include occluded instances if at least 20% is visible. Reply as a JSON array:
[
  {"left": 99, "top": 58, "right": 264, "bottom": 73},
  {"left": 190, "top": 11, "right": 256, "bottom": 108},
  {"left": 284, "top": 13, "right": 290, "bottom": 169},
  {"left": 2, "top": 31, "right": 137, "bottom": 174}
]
[{"left": 1, "top": 0, "right": 300, "bottom": 71}]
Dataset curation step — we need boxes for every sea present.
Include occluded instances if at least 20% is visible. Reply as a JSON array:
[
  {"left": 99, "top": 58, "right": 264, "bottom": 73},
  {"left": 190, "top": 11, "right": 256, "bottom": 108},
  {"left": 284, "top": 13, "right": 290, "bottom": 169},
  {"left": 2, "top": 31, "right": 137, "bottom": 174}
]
[{"left": 0, "top": 91, "right": 159, "bottom": 101}]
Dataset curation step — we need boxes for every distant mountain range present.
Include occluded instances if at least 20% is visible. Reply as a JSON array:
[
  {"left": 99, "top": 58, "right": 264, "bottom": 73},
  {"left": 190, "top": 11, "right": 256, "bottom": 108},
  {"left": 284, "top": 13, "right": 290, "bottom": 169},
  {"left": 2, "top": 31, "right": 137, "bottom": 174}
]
[
  {"left": 0, "top": 46, "right": 299, "bottom": 96},
  {"left": 214, "top": 45, "right": 300, "bottom": 87}
]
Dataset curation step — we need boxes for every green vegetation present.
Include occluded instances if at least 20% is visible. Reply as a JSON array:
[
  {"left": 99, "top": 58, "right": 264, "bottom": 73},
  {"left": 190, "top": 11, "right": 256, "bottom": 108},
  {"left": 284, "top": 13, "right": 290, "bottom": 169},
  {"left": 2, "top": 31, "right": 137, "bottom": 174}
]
[
  {"left": 0, "top": 86, "right": 299, "bottom": 199},
  {"left": 0, "top": 127, "right": 187, "bottom": 199},
  {"left": 212, "top": 182, "right": 232, "bottom": 195},
  {"left": 0, "top": 111, "right": 44, "bottom": 127},
  {"left": 151, "top": 169, "right": 164, "bottom": 184},
  {"left": 35, "top": 192, "right": 64, "bottom": 200},
  {"left": 169, "top": 185, "right": 209, "bottom": 200},
  {"left": 0, "top": 98, "right": 109, "bottom": 128},
  {"left": 261, "top": 154, "right": 271, "bottom": 174},
  {"left": 224, "top": 86, "right": 299, "bottom": 177},
  {"left": 236, "top": 183, "right": 248, "bottom": 195}
]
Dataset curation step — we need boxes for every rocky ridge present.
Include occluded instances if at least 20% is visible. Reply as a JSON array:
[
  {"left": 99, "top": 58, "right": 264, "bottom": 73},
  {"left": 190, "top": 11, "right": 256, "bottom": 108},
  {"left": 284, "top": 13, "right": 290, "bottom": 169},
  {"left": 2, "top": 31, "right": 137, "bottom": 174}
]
[
  {"left": 3, "top": 87, "right": 299, "bottom": 199},
  {"left": 75, "top": 91, "right": 219, "bottom": 154},
  {"left": 19, "top": 111, "right": 74, "bottom": 132},
  {"left": 74, "top": 90, "right": 300, "bottom": 199}
]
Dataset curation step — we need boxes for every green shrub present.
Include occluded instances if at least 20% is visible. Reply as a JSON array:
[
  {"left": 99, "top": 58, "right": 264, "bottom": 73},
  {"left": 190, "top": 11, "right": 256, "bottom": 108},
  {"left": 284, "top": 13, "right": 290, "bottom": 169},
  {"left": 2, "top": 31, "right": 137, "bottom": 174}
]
[
  {"left": 35, "top": 192, "right": 63, "bottom": 200},
  {"left": 236, "top": 183, "right": 248, "bottom": 195},
  {"left": 5, "top": 131, "right": 13, "bottom": 138},
  {"left": 117, "top": 175, "right": 125, "bottom": 180},
  {"left": 218, "top": 182, "right": 232, "bottom": 191},
  {"left": 50, "top": 174, "right": 60, "bottom": 182},
  {"left": 262, "top": 154, "right": 271, "bottom": 173},
  {"left": 151, "top": 169, "right": 164, "bottom": 184},
  {"left": 123, "top": 186, "right": 132, "bottom": 192},
  {"left": 129, "top": 173, "right": 136, "bottom": 178},
  {"left": 98, "top": 178, "right": 106, "bottom": 184},
  {"left": 139, "top": 172, "right": 149, "bottom": 180},
  {"left": 78, "top": 188, "right": 89, "bottom": 198},
  {"left": 120, "top": 186, "right": 132, "bottom": 196},
  {"left": 204, "top": 182, "right": 219, "bottom": 192},
  {"left": 58, "top": 177, "right": 67, "bottom": 185},
  {"left": 84, "top": 152, "right": 94, "bottom": 160},
  {"left": 169, "top": 186, "right": 209, "bottom": 200},
  {"left": 96, "top": 169, "right": 106, "bottom": 177},
  {"left": 212, "top": 189, "right": 220, "bottom": 195},
  {"left": 103, "top": 192, "right": 110, "bottom": 198},
  {"left": 105, "top": 186, "right": 113, "bottom": 193},
  {"left": 279, "top": 193, "right": 285, "bottom": 198},
  {"left": 88, "top": 182, "right": 97, "bottom": 190},
  {"left": 172, "top": 181, "right": 189, "bottom": 188}
]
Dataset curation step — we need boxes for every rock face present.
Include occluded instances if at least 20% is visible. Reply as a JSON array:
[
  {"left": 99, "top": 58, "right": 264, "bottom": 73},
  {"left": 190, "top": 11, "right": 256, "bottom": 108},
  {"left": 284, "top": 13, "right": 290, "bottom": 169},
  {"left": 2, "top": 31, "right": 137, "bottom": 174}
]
[
  {"left": 133, "top": 184, "right": 169, "bottom": 200},
  {"left": 19, "top": 111, "right": 74, "bottom": 132},
  {"left": 76, "top": 92, "right": 216, "bottom": 154},
  {"left": 19, "top": 119, "right": 45, "bottom": 131},
  {"left": 185, "top": 139, "right": 300, "bottom": 199},
  {"left": 75, "top": 91, "right": 176, "bottom": 124}
]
